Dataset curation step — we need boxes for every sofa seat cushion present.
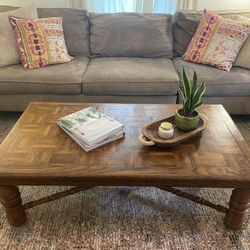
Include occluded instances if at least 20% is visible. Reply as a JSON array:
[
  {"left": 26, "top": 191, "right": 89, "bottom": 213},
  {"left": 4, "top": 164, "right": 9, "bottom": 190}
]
[
  {"left": 82, "top": 57, "right": 179, "bottom": 96},
  {"left": 0, "top": 57, "right": 89, "bottom": 95},
  {"left": 173, "top": 57, "right": 250, "bottom": 97}
]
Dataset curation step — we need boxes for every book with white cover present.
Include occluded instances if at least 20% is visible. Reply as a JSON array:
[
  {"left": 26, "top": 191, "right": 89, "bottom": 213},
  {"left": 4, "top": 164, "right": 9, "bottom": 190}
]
[
  {"left": 59, "top": 125, "right": 124, "bottom": 152},
  {"left": 57, "top": 107, "right": 124, "bottom": 151}
]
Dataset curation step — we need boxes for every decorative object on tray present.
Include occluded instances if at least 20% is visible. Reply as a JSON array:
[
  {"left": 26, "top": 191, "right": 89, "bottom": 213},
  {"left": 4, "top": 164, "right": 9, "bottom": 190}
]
[
  {"left": 175, "top": 69, "right": 205, "bottom": 132},
  {"left": 139, "top": 69, "right": 206, "bottom": 147},
  {"left": 57, "top": 107, "right": 124, "bottom": 152},
  {"left": 139, "top": 114, "right": 207, "bottom": 147},
  {"left": 158, "top": 122, "right": 174, "bottom": 139}
]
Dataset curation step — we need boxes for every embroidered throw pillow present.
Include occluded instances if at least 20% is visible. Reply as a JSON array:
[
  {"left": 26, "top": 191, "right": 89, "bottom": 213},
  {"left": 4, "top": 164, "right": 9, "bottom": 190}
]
[
  {"left": 9, "top": 16, "right": 72, "bottom": 69},
  {"left": 227, "top": 15, "right": 250, "bottom": 70},
  {"left": 0, "top": 5, "right": 38, "bottom": 66},
  {"left": 183, "top": 12, "right": 250, "bottom": 71}
]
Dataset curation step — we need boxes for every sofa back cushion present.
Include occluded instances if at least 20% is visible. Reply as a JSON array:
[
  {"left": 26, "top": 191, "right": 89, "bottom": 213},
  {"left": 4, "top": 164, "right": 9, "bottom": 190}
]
[
  {"left": 229, "top": 15, "right": 250, "bottom": 69},
  {"left": 0, "top": 5, "right": 18, "bottom": 13},
  {"left": 90, "top": 13, "right": 173, "bottom": 58},
  {"left": 173, "top": 10, "right": 250, "bottom": 57},
  {"left": 0, "top": 5, "right": 38, "bottom": 67},
  {"left": 37, "top": 8, "right": 90, "bottom": 57}
]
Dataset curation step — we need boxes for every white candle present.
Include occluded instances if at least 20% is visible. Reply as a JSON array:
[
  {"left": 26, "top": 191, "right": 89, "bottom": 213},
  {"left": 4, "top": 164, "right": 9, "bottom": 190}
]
[{"left": 158, "top": 122, "right": 174, "bottom": 139}]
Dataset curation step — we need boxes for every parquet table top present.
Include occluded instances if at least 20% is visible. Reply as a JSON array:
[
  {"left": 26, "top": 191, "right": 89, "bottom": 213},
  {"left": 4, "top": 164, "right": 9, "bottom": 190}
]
[{"left": 0, "top": 102, "right": 249, "bottom": 188}]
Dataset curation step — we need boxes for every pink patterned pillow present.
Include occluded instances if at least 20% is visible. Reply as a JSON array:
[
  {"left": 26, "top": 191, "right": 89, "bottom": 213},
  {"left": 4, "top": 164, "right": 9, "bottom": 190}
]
[
  {"left": 183, "top": 12, "right": 250, "bottom": 71},
  {"left": 9, "top": 16, "right": 73, "bottom": 69}
]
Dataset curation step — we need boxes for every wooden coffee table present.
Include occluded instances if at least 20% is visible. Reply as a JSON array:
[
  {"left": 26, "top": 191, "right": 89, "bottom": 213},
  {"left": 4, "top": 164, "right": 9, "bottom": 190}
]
[{"left": 0, "top": 103, "right": 249, "bottom": 230}]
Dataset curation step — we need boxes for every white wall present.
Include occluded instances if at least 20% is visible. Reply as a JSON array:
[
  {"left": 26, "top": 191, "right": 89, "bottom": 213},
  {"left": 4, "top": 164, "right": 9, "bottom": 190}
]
[
  {"left": 0, "top": 0, "right": 67, "bottom": 8},
  {"left": 197, "top": 0, "right": 250, "bottom": 11}
]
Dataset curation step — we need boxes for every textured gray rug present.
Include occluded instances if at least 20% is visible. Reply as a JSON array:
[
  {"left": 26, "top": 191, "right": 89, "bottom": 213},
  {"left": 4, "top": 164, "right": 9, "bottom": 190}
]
[{"left": 0, "top": 112, "right": 249, "bottom": 250}]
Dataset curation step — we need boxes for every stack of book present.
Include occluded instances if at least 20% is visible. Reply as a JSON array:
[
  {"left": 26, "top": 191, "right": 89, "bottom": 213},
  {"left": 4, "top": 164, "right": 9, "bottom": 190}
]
[{"left": 57, "top": 107, "right": 124, "bottom": 152}]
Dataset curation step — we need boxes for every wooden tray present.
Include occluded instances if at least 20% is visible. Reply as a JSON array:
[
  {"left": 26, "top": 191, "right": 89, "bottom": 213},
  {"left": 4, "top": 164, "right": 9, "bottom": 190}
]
[{"left": 139, "top": 114, "right": 207, "bottom": 147}]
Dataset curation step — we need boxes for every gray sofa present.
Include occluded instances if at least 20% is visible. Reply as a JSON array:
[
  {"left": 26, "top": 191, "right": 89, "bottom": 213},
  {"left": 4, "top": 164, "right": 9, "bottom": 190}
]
[{"left": 0, "top": 6, "right": 250, "bottom": 114}]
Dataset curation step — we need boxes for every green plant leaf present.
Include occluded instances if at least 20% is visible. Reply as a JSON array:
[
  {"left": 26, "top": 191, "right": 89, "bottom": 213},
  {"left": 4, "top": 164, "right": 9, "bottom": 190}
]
[
  {"left": 183, "top": 96, "right": 191, "bottom": 116},
  {"left": 193, "top": 101, "right": 203, "bottom": 110},
  {"left": 182, "top": 68, "right": 191, "bottom": 99},
  {"left": 192, "top": 82, "right": 206, "bottom": 106},
  {"left": 178, "top": 89, "right": 185, "bottom": 104},
  {"left": 179, "top": 69, "right": 206, "bottom": 116},
  {"left": 191, "top": 71, "right": 198, "bottom": 99}
]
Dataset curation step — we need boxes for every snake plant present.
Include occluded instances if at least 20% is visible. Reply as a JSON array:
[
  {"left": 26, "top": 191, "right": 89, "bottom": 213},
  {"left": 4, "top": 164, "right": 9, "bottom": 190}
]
[{"left": 178, "top": 68, "right": 206, "bottom": 117}]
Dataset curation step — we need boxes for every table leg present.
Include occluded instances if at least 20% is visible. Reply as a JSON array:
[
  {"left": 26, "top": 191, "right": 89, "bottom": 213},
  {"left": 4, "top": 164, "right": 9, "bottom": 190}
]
[
  {"left": 0, "top": 186, "right": 26, "bottom": 227},
  {"left": 224, "top": 189, "right": 250, "bottom": 230}
]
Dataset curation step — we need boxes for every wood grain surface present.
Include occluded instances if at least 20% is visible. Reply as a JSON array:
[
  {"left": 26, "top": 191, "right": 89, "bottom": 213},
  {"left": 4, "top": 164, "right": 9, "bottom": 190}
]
[{"left": 0, "top": 102, "right": 249, "bottom": 188}]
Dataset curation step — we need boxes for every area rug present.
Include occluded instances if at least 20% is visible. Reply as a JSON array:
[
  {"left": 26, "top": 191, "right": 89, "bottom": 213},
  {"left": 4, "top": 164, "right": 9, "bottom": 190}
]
[{"left": 0, "top": 112, "right": 249, "bottom": 250}]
